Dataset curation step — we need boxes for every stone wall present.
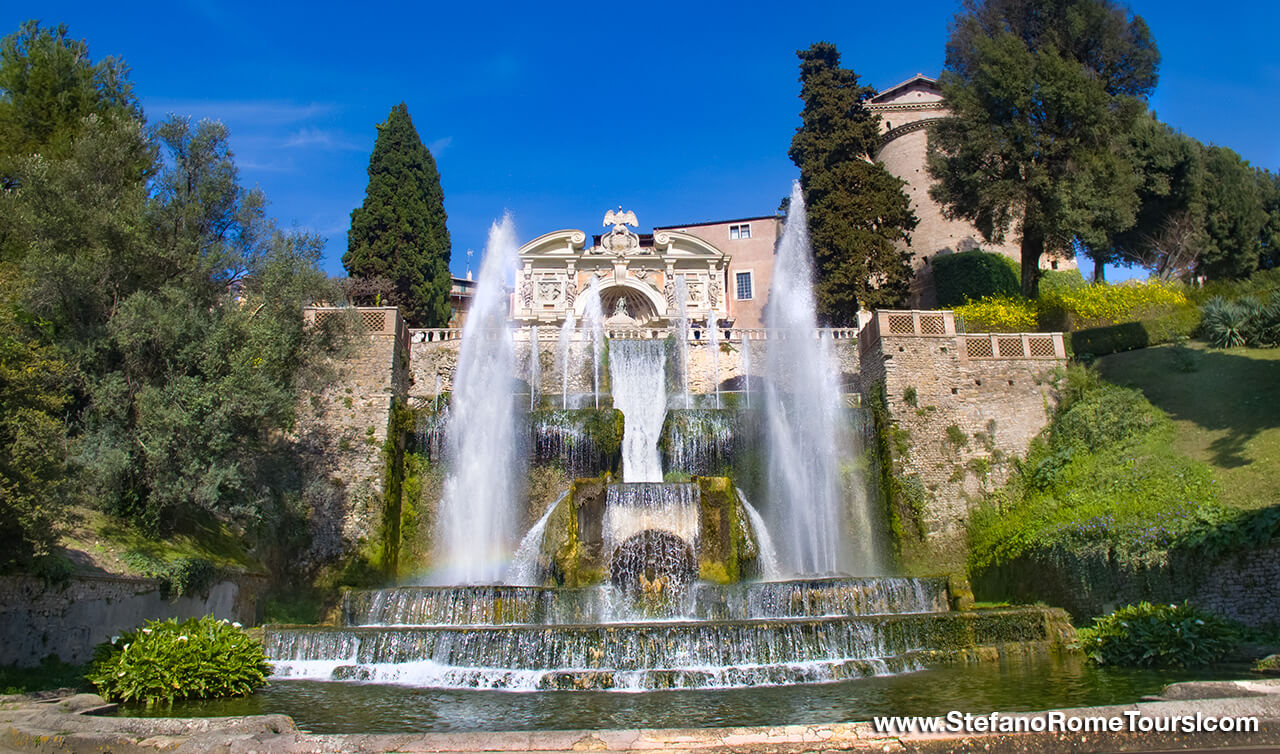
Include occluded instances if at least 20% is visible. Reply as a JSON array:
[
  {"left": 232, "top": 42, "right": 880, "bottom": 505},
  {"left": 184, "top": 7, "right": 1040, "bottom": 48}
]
[
  {"left": 408, "top": 333, "right": 860, "bottom": 403},
  {"left": 0, "top": 573, "right": 266, "bottom": 666},
  {"left": 975, "top": 540, "right": 1280, "bottom": 627},
  {"left": 858, "top": 311, "right": 1066, "bottom": 566},
  {"left": 296, "top": 308, "right": 408, "bottom": 569}
]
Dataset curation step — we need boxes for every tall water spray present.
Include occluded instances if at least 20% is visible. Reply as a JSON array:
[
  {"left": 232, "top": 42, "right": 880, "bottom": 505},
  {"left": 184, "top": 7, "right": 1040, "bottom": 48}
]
[
  {"left": 608, "top": 340, "right": 668, "bottom": 483},
  {"left": 708, "top": 320, "right": 721, "bottom": 408},
  {"left": 432, "top": 215, "right": 522, "bottom": 584},
  {"left": 763, "top": 182, "right": 870, "bottom": 575},
  {"left": 580, "top": 282, "right": 605, "bottom": 409},
  {"left": 741, "top": 339, "right": 752, "bottom": 409},
  {"left": 556, "top": 310, "right": 576, "bottom": 409},
  {"left": 528, "top": 326, "right": 540, "bottom": 410},
  {"left": 672, "top": 277, "right": 691, "bottom": 409}
]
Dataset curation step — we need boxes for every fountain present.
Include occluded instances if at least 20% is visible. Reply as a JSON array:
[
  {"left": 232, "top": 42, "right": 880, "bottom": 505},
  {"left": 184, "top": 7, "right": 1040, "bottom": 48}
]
[
  {"left": 430, "top": 215, "right": 521, "bottom": 585},
  {"left": 263, "top": 199, "right": 1072, "bottom": 698},
  {"left": 580, "top": 281, "right": 605, "bottom": 409},
  {"left": 556, "top": 309, "right": 576, "bottom": 409},
  {"left": 763, "top": 181, "right": 875, "bottom": 576}
]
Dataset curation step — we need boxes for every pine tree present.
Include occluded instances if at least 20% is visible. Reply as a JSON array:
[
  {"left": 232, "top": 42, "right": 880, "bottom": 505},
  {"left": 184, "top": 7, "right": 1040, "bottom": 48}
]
[
  {"left": 344, "top": 103, "right": 451, "bottom": 327},
  {"left": 928, "top": 0, "right": 1159, "bottom": 297},
  {"left": 788, "top": 43, "right": 917, "bottom": 324}
]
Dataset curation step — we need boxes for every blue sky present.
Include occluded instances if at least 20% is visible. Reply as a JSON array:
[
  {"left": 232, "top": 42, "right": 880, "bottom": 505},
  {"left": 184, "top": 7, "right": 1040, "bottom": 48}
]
[{"left": 5, "top": 1, "right": 1278, "bottom": 281}]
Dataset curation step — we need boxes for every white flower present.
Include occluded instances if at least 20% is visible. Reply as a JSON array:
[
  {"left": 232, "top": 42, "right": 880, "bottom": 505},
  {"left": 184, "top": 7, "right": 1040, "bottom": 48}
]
[
  {"left": 111, "top": 635, "right": 121, "bottom": 644},
  {"left": 117, "top": 671, "right": 125, "bottom": 677},
  {"left": 142, "top": 628, "right": 153, "bottom": 634},
  {"left": 178, "top": 635, "right": 189, "bottom": 642},
  {"left": 232, "top": 622, "right": 242, "bottom": 629}
]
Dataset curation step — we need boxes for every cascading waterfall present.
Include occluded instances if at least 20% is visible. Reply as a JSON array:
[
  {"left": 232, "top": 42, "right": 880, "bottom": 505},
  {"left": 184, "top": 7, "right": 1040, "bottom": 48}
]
[
  {"left": 581, "top": 282, "right": 605, "bottom": 409},
  {"left": 430, "top": 215, "right": 522, "bottom": 585},
  {"left": 737, "top": 490, "right": 781, "bottom": 581},
  {"left": 528, "top": 326, "right": 540, "bottom": 410},
  {"left": 763, "top": 181, "right": 868, "bottom": 576},
  {"left": 506, "top": 491, "right": 569, "bottom": 586},
  {"left": 556, "top": 309, "right": 576, "bottom": 409},
  {"left": 607, "top": 340, "right": 667, "bottom": 482}
]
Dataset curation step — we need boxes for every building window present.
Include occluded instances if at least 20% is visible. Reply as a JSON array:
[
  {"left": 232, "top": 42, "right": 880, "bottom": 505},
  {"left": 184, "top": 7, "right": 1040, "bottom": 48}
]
[
  {"left": 729, "top": 223, "right": 751, "bottom": 240},
  {"left": 735, "top": 271, "right": 753, "bottom": 300}
]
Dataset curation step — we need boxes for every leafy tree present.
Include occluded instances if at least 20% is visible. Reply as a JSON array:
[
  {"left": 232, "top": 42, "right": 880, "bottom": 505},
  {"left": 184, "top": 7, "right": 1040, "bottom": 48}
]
[
  {"left": 788, "top": 42, "right": 916, "bottom": 323},
  {"left": 1254, "top": 169, "right": 1280, "bottom": 271},
  {"left": 1108, "top": 114, "right": 1206, "bottom": 281},
  {"left": 1198, "top": 145, "right": 1267, "bottom": 280},
  {"left": 0, "top": 21, "right": 138, "bottom": 172},
  {"left": 344, "top": 103, "right": 451, "bottom": 327},
  {"left": 0, "top": 273, "right": 71, "bottom": 568},
  {"left": 928, "top": 0, "right": 1159, "bottom": 297}
]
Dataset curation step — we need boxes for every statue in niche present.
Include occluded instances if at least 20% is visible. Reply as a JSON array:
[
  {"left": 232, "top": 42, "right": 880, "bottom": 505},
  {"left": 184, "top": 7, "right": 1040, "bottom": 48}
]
[
  {"left": 613, "top": 296, "right": 629, "bottom": 318},
  {"left": 519, "top": 276, "right": 534, "bottom": 308},
  {"left": 709, "top": 278, "right": 723, "bottom": 307}
]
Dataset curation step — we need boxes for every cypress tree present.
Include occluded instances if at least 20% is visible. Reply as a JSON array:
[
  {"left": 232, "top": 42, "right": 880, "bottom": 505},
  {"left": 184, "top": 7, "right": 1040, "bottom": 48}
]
[
  {"left": 344, "top": 103, "right": 451, "bottom": 327},
  {"left": 788, "top": 42, "right": 917, "bottom": 324}
]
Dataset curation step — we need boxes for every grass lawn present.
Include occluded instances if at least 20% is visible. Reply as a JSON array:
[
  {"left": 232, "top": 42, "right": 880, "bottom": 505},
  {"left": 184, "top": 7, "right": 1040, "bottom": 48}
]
[
  {"left": 1097, "top": 341, "right": 1280, "bottom": 510},
  {"left": 55, "top": 506, "right": 264, "bottom": 576}
]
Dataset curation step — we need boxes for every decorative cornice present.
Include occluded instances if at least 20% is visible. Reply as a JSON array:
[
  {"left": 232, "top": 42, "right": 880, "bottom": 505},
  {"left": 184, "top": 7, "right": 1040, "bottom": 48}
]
[
  {"left": 868, "top": 101, "right": 944, "bottom": 112},
  {"left": 878, "top": 117, "right": 947, "bottom": 148}
]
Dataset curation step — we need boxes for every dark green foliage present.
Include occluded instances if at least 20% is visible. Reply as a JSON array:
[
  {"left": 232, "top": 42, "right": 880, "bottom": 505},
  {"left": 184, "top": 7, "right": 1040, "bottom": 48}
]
[
  {"left": 0, "top": 287, "right": 72, "bottom": 569},
  {"left": 1068, "top": 306, "right": 1201, "bottom": 357},
  {"left": 1199, "top": 146, "right": 1269, "bottom": 281},
  {"left": 789, "top": 43, "right": 916, "bottom": 323},
  {"left": 0, "top": 21, "right": 139, "bottom": 166},
  {"left": 932, "top": 250, "right": 1020, "bottom": 306},
  {"left": 1078, "top": 602, "right": 1238, "bottom": 668},
  {"left": 0, "top": 22, "right": 338, "bottom": 553},
  {"left": 1087, "top": 114, "right": 1207, "bottom": 282},
  {"left": 929, "top": 0, "right": 1158, "bottom": 296},
  {"left": 344, "top": 103, "right": 451, "bottom": 327},
  {"left": 86, "top": 616, "right": 270, "bottom": 705},
  {"left": 1037, "top": 269, "right": 1088, "bottom": 298}
]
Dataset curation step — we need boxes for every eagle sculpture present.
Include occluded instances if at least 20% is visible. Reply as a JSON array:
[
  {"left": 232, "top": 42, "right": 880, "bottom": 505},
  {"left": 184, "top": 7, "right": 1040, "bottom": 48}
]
[{"left": 603, "top": 208, "right": 638, "bottom": 229}]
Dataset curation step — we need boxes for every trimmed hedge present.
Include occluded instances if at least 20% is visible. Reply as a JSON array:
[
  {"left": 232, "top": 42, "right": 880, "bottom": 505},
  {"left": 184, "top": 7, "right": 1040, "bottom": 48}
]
[
  {"left": 933, "top": 250, "right": 1020, "bottom": 307},
  {"left": 1069, "top": 306, "right": 1201, "bottom": 357}
]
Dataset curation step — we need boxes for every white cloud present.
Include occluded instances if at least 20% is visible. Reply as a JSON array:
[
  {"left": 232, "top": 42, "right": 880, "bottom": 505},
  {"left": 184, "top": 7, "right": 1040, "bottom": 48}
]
[
  {"left": 429, "top": 136, "right": 453, "bottom": 157},
  {"left": 143, "top": 99, "right": 337, "bottom": 126},
  {"left": 283, "top": 128, "right": 362, "bottom": 151}
]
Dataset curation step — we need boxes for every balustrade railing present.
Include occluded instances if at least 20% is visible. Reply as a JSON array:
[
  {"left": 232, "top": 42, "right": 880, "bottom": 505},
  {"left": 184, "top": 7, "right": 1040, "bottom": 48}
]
[{"left": 407, "top": 326, "right": 861, "bottom": 344}]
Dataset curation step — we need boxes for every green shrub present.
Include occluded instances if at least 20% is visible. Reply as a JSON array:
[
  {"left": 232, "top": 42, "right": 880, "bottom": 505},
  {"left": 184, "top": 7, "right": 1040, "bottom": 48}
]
[
  {"left": 1201, "top": 292, "right": 1280, "bottom": 348},
  {"left": 1077, "top": 602, "right": 1239, "bottom": 668},
  {"left": 1037, "top": 269, "right": 1088, "bottom": 298},
  {"left": 86, "top": 616, "right": 270, "bottom": 705},
  {"left": 968, "top": 370, "right": 1224, "bottom": 573},
  {"left": 120, "top": 552, "right": 217, "bottom": 599},
  {"left": 1069, "top": 306, "right": 1201, "bottom": 357},
  {"left": 933, "top": 250, "right": 1020, "bottom": 307}
]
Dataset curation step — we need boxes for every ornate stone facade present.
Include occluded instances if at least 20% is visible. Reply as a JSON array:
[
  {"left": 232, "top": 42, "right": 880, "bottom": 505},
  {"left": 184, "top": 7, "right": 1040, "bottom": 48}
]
[{"left": 513, "top": 209, "right": 732, "bottom": 327}]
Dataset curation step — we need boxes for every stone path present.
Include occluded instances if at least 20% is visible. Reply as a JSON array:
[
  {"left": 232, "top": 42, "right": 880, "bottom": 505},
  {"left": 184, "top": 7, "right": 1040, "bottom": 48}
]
[{"left": 3, "top": 681, "right": 1280, "bottom": 753}]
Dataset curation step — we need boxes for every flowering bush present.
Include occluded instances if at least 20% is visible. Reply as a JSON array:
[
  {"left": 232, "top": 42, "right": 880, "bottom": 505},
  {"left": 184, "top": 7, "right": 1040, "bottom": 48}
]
[
  {"left": 86, "top": 616, "right": 270, "bottom": 705},
  {"left": 954, "top": 296, "right": 1038, "bottom": 332},
  {"left": 953, "top": 282, "right": 1190, "bottom": 334},
  {"left": 1077, "top": 602, "right": 1239, "bottom": 668},
  {"left": 1041, "top": 281, "right": 1187, "bottom": 329}
]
